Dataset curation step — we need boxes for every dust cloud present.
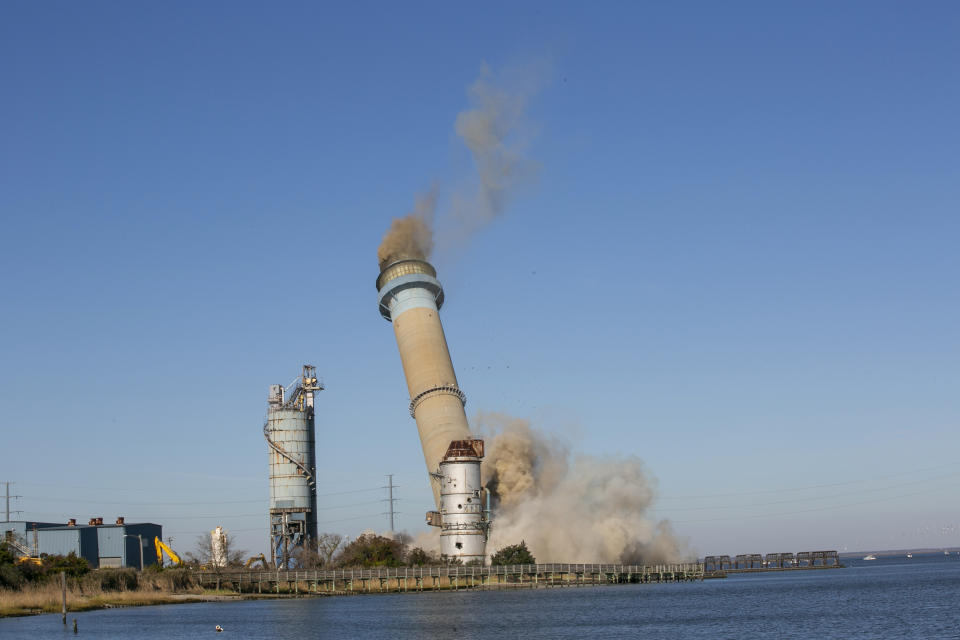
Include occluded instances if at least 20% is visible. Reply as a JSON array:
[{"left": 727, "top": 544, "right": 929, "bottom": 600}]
[{"left": 478, "top": 413, "right": 688, "bottom": 564}]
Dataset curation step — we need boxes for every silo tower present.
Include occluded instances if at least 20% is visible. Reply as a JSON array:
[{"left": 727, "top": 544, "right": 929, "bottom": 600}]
[{"left": 264, "top": 365, "right": 322, "bottom": 568}]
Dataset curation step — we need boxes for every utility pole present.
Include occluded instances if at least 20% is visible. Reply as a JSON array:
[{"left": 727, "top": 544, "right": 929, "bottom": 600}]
[
  {"left": 382, "top": 474, "right": 399, "bottom": 534},
  {"left": 3, "top": 482, "right": 22, "bottom": 522}
]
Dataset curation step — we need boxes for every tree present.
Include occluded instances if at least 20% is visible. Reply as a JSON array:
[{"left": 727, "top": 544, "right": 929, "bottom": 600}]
[
  {"left": 289, "top": 532, "right": 346, "bottom": 569},
  {"left": 335, "top": 534, "right": 404, "bottom": 568},
  {"left": 291, "top": 544, "right": 322, "bottom": 570},
  {"left": 405, "top": 547, "right": 436, "bottom": 567},
  {"left": 0, "top": 545, "right": 91, "bottom": 588},
  {"left": 490, "top": 541, "right": 536, "bottom": 566},
  {"left": 316, "top": 532, "right": 344, "bottom": 567},
  {"left": 42, "top": 552, "right": 90, "bottom": 578},
  {"left": 0, "top": 542, "right": 24, "bottom": 588}
]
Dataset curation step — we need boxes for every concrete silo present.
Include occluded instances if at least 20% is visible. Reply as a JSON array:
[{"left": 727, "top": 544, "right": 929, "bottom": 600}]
[{"left": 264, "top": 365, "right": 322, "bottom": 568}]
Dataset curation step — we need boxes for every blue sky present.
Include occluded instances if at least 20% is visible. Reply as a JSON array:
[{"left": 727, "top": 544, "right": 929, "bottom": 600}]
[{"left": 1, "top": 1, "right": 958, "bottom": 557}]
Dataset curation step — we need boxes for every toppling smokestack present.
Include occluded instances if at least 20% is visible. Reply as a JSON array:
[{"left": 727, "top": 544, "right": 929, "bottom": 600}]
[
  {"left": 373, "top": 61, "right": 545, "bottom": 561},
  {"left": 376, "top": 256, "right": 489, "bottom": 559}
]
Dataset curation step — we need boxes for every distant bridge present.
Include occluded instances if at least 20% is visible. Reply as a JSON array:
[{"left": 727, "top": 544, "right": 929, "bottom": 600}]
[{"left": 704, "top": 550, "right": 843, "bottom": 573}]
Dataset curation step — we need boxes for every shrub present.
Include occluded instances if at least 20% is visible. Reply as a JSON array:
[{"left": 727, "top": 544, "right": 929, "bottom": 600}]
[
  {"left": 490, "top": 541, "right": 536, "bottom": 566},
  {"left": 405, "top": 547, "right": 435, "bottom": 567},
  {"left": 43, "top": 552, "right": 90, "bottom": 579},
  {"left": 335, "top": 534, "right": 404, "bottom": 568},
  {"left": 87, "top": 568, "right": 138, "bottom": 591}
]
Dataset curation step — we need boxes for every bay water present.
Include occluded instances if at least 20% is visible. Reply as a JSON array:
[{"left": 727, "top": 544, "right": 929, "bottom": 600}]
[{"left": 2, "top": 554, "right": 957, "bottom": 639}]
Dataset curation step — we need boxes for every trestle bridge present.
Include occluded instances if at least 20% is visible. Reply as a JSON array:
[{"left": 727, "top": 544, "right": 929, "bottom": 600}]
[{"left": 195, "top": 562, "right": 705, "bottom": 595}]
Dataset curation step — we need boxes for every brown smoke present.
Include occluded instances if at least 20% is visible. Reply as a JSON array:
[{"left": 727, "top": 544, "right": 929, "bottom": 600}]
[
  {"left": 377, "top": 62, "right": 543, "bottom": 268},
  {"left": 478, "top": 413, "right": 688, "bottom": 564},
  {"left": 377, "top": 189, "right": 436, "bottom": 268},
  {"left": 451, "top": 63, "right": 540, "bottom": 230}
]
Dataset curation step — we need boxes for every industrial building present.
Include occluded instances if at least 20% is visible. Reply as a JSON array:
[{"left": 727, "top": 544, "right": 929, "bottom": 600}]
[
  {"left": 2, "top": 518, "right": 162, "bottom": 569},
  {"left": 264, "top": 365, "right": 322, "bottom": 568}
]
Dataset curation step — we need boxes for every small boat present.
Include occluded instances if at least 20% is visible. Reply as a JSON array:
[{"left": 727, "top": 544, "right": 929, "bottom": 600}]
[
  {"left": 906, "top": 553, "right": 913, "bottom": 558},
  {"left": 945, "top": 551, "right": 950, "bottom": 556},
  {"left": 863, "top": 554, "right": 877, "bottom": 561}
]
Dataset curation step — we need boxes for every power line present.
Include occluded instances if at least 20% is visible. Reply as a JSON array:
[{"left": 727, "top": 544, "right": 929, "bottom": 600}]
[
  {"left": 18, "top": 496, "right": 393, "bottom": 511},
  {"left": 653, "top": 471, "right": 960, "bottom": 513},
  {"left": 15, "top": 482, "right": 386, "bottom": 499},
  {"left": 13, "top": 485, "right": 388, "bottom": 509},
  {"left": 317, "top": 486, "right": 385, "bottom": 498},
  {"left": 670, "top": 484, "right": 960, "bottom": 524},
  {"left": 319, "top": 513, "right": 387, "bottom": 525},
  {"left": 659, "top": 460, "right": 960, "bottom": 500},
  {"left": 165, "top": 511, "right": 387, "bottom": 536},
  {"left": 21, "top": 496, "right": 268, "bottom": 506},
  {"left": 15, "top": 480, "right": 264, "bottom": 493}
]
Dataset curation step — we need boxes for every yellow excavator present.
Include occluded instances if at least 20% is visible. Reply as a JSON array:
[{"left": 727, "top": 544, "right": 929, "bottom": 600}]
[
  {"left": 244, "top": 553, "right": 268, "bottom": 569},
  {"left": 155, "top": 537, "right": 182, "bottom": 567}
]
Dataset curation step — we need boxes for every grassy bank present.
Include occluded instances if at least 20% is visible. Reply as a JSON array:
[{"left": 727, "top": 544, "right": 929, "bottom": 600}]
[
  {"left": 0, "top": 584, "right": 186, "bottom": 616},
  {"left": 0, "top": 583, "right": 295, "bottom": 617},
  {"left": 0, "top": 568, "right": 274, "bottom": 618}
]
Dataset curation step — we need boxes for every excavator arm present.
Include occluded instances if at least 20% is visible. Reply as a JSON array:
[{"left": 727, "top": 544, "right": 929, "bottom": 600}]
[
  {"left": 155, "top": 537, "right": 182, "bottom": 566},
  {"left": 244, "top": 553, "right": 267, "bottom": 569}
]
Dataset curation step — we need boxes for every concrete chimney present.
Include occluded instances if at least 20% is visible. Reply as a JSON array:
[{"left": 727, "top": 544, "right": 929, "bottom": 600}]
[
  {"left": 377, "top": 257, "right": 489, "bottom": 561},
  {"left": 377, "top": 258, "right": 473, "bottom": 504}
]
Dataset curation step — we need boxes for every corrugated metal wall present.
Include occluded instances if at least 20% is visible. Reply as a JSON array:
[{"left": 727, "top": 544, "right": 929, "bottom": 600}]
[
  {"left": 123, "top": 524, "right": 162, "bottom": 568},
  {"left": 4, "top": 522, "right": 164, "bottom": 569},
  {"left": 97, "top": 526, "right": 124, "bottom": 559},
  {"left": 38, "top": 529, "right": 82, "bottom": 557},
  {"left": 2, "top": 521, "right": 64, "bottom": 544}
]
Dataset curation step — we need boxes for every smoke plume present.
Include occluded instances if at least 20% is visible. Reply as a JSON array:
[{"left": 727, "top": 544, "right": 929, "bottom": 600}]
[
  {"left": 377, "top": 62, "right": 543, "bottom": 267},
  {"left": 478, "top": 413, "right": 687, "bottom": 564},
  {"left": 450, "top": 63, "right": 539, "bottom": 231},
  {"left": 377, "top": 189, "right": 436, "bottom": 267}
]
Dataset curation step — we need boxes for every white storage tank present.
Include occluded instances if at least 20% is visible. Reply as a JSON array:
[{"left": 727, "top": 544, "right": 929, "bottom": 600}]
[{"left": 437, "top": 439, "right": 488, "bottom": 563}]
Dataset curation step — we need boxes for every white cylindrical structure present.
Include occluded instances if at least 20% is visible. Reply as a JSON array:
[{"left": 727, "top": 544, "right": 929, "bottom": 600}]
[
  {"left": 438, "top": 440, "right": 487, "bottom": 562},
  {"left": 211, "top": 526, "right": 226, "bottom": 568}
]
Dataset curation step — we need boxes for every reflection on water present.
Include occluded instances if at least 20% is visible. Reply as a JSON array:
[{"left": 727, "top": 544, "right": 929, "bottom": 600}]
[{"left": 2, "top": 554, "right": 958, "bottom": 639}]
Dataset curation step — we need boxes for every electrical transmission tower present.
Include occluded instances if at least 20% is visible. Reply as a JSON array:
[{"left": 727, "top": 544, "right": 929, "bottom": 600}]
[
  {"left": 3, "top": 481, "right": 22, "bottom": 522},
  {"left": 382, "top": 474, "right": 399, "bottom": 534}
]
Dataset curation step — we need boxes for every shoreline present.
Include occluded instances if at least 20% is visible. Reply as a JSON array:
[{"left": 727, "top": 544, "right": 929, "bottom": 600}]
[
  {"left": 0, "top": 590, "right": 317, "bottom": 619},
  {"left": 2, "top": 562, "right": 707, "bottom": 618}
]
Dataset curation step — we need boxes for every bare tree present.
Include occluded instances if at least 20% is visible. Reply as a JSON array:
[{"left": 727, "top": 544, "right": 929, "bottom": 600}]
[
  {"left": 316, "top": 532, "right": 344, "bottom": 567},
  {"left": 291, "top": 544, "right": 321, "bottom": 570}
]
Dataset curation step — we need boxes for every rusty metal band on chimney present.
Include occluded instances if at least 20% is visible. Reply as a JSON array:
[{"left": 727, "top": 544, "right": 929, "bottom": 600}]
[{"left": 409, "top": 384, "right": 467, "bottom": 418}]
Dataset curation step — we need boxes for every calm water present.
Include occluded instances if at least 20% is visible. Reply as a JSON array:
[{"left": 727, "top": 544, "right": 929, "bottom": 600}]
[{"left": 2, "top": 554, "right": 959, "bottom": 639}]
